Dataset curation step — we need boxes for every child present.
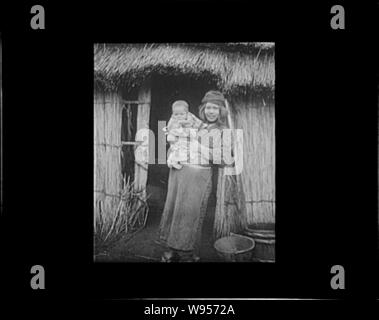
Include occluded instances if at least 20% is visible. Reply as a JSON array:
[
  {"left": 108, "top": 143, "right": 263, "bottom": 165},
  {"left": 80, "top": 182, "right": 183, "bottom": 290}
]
[{"left": 163, "top": 100, "right": 207, "bottom": 169}]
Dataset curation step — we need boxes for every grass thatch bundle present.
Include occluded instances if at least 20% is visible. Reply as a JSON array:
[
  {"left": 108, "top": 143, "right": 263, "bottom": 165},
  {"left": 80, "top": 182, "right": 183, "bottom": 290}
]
[
  {"left": 94, "top": 176, "right": 149, "bottom": 255},
  {"left": 214, "top": 168, "right": 248, "bottom": 238},
  {"left": 94, "top": 43, "right": 275, "bottom": 95},
  {"left": 231, "top": 95, "right": 275, "bottom": 224}
]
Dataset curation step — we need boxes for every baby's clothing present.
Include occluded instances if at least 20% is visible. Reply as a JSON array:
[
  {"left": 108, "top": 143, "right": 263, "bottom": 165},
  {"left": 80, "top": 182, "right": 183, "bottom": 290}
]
[{"left": 163, "top": 112, "right": 207, "bottom": 169}]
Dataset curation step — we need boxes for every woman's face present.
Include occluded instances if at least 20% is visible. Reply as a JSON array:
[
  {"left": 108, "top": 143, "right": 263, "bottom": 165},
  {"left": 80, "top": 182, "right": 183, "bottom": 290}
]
[{"left": 204, "top": 102, "right": 220, "bottom": 123}]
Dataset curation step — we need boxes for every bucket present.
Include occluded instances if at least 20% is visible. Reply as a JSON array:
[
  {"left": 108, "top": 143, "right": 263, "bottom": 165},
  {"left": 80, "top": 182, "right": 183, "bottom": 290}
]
[
  {"left": 214, "top": 233, "right": 255, "bottom": 262},
  {"left": 244, "top": 225, "right": 275, "bottom": 263}
]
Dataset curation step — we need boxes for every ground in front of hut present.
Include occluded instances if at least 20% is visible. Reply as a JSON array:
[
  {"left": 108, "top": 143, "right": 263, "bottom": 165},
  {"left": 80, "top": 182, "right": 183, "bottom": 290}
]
[{"left": 94, "top": 196, "right": 223, "bottom": 263}]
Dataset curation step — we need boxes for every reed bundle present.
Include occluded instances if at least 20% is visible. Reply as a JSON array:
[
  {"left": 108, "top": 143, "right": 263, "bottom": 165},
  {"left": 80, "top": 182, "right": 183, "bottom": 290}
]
[
  {"left": 213, "top": 99, "right": 248, "bottom": 238},
  {"left": 94, "top": 91, "right": 123, "bottom": 230},
  {"left": 214, "top": 168, "right": 248, "bottom": 238},
  {"left": 231, "top": 95, "right": 275, "bottom": 224},
  {"left": 94, "top": 176, "right": 149, "bottom": 255}
]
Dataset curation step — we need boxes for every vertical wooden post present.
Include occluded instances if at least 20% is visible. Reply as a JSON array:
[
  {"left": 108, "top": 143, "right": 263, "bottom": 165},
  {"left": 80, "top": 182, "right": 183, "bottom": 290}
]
[{"left": 134, "top": 79, "right": 151, "bottom": 199}]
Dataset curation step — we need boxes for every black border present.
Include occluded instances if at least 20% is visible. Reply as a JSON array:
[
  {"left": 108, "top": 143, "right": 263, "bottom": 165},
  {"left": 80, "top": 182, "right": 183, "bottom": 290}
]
[{"left": 1, "top": 1, "right": 378, "bottom": 302}]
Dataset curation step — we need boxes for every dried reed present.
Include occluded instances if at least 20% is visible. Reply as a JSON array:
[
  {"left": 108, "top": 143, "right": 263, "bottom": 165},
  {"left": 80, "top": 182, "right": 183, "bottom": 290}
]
[
  {"left": 94, "top": 91, "right": 123, "bottom": 230},
  {"left": 94, "top": 90, "right": 150, "bottom": 255},
  {"left": 231, "top": 95, "right": 275, "bottom": 224},
  {"left": 94, "top": 176, "right": 149, "bottom": 254}
]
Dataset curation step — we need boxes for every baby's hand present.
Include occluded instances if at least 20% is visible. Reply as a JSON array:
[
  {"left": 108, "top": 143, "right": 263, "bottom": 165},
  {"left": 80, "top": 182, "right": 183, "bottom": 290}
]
[{"left": 167, "top": 134, "right": 176, "bottom": 142}]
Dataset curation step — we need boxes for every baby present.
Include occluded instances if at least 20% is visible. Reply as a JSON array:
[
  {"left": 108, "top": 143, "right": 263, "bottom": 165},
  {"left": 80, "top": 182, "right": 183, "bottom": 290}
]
[{"left": 163, "top": 100, "right": 207, "bottom": 169}]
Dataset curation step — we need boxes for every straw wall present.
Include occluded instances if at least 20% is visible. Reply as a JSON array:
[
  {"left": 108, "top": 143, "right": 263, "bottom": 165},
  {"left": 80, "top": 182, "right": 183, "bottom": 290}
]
[
  {"left": 231, "top": 94, "right": 275, "bottom": 224},
  {"left": 94, "top": 90, "right": 123, "bottom": 229}
]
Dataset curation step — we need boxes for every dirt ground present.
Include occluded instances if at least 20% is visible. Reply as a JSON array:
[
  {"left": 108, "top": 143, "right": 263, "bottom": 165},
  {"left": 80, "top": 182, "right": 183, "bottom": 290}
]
[{"left": 94, "top": 194, "right": 223, "bottom": 263}]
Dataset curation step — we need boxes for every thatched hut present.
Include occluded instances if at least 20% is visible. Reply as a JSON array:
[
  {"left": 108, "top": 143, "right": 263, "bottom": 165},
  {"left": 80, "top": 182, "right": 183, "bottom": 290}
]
[{"left": 94, "top": 43, "right": 275, "bottom": 240}]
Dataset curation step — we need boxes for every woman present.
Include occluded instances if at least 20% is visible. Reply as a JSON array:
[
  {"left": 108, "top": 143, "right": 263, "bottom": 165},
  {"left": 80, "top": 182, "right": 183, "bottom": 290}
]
[{"left": 157, "top": 90, "right": 233, "bottom": 262}]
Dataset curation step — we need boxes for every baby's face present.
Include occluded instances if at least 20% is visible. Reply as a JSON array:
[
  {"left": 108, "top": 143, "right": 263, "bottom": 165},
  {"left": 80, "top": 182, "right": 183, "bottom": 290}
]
[{"left": 172, "top": 105, "right": 187, "bottom": 120}]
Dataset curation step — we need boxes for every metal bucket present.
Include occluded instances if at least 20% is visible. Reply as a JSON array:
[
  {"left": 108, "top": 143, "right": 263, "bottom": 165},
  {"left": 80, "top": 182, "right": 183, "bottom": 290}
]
[{"left": 214, "top": 233, "right": 255, "bottom": 262}]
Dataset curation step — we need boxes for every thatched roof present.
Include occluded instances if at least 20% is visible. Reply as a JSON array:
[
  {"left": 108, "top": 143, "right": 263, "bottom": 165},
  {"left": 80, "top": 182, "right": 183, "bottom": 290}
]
[{"left": 94, "top": 43, "right": 275, "bottom": 94}]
